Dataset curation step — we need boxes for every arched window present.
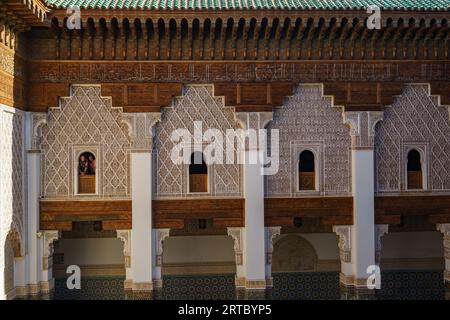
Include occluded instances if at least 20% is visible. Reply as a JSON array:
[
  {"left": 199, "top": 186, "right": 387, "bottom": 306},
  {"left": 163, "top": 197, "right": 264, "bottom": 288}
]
[
  {"left": 78, "top": 151, "right": 96, "bottom": 194},
  {"left": 298, "top": 150, "right": 315, "bottom": 191},
  {"left": 407, "top": 149, "right": 422, "bottom": 190},
  {"left": 189, "top": 152, "right": 208, "bottom": 193}
]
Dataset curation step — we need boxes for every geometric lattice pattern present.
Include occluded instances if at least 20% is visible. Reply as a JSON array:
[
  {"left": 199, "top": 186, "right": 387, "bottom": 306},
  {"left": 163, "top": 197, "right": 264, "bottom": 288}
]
[
  {"left": 376, "top": 270, "right": 445, "bottom": 300},
  {"left": 50, "top": 271, "right": 445, "bottom": 300},
  {"left": 0, "top": 108, "right": 24, "bottom": 271},
  {"left": 41, "top": 85, "right": 131, "bottom": 198},
  {"left": 375, "top": 84, "right": 450, "bottom": 192},
  {"left": 161, "top": 275, "right": 236, "bottom": 300},
  {"left": 54, "top": 276, "right": 125, "bottom": 300},
  {"left": 153, "top": 85, "right": 241, "bottom": 197},
  {"left": 271, "top": 272, "right": 340, "bottom": 300},
  {"left": 266, "top": 84, "right": 352, "bottom": 196}
]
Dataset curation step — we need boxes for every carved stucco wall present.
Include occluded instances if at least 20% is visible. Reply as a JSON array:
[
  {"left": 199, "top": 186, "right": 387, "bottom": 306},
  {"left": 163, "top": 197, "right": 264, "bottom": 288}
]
[
  {"left": 153, "top": 85, "right": 241, "bottom": 198},
  {"left": 265, "top": 84, "right": 352, "bottom": 196},
  {"left": 272, "top": 234, "right": 318, "bottom": 272},
  {"left": 0, "top": 106, "right": 25, "bottom": 295},
  {"left": 41, "top": 85, "right": 131, "bottom": 198},
  {"left": 375, "top": 84, "right": 450, "bottom": 193}
]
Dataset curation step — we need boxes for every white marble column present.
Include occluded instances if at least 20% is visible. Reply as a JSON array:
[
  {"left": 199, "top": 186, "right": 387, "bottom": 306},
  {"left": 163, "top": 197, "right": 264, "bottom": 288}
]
[
  {"left": 234, "top": 112, "right": 273, "bottom": 294},
  {"left": 123, "top": 113, "right": 160, "bottom": 296},
  {"left": 341, "top": 111, "right": 383, "bottom": 292},
  {"left": 26, "top": 112, "right": 47, "bottom": 296}
]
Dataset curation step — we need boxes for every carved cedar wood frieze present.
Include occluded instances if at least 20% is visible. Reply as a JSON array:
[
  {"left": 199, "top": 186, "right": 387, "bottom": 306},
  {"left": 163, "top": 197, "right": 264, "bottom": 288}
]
[{"left": 27, "top": 61, "right": 450, "bottom": 83}]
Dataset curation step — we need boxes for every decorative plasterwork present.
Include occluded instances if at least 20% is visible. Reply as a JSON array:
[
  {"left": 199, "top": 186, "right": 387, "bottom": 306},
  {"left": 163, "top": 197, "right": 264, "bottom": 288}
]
[
  {"left": 116, "top": 229, "right": 131, "bottom": 268},
  {"left": 155, "top": 228, "right": 170, "bottom": 267},
  {"left": 227, "top": 227, "right": 244, "bottom": 266},
  {"left": 343, "top": 111, "right": 384, "bottom": 149},
  {"left": 437, "top": 224, "right": 450, "bottom": 282},
  {"left": 41, "top": 85, "right": 131, "bottom": 198},
  {"left": 265, "top": 226, "right": 281, "bottom": 265},
  {"left": 30, "top": 113, "right": 47, "bottom": 151},
  {"left": 122, "top": 113, "right": 161, "bottom": 151},
  {"left": 333, "top": 225, "right": 352, "bottom": 263},
  {"left": 153, "top": 84, "right": 241, "bottom": 197},
  {"left": 375, "top": 224, "right": 389, "bottom": 264},
  {"left": 42, "top": 230, "right": 60, "bottom": 271},
  {"left": 235, "top": 112, "right": 273, "bottom": 131},
  {"left": 0, "top": 106, "right": 25, "bottom": 260},
  {"left": 375, "top": 84, "right": 450, "bottom": 193},
  {"left": 265, "top": 84, "right": 352, "bottom": 196}
]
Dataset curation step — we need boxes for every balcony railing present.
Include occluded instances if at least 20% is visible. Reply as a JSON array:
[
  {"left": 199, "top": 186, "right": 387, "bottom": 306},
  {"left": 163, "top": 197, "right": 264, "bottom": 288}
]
[
  {"left": 78, "top": 175, "right": 96, "bottom": 194},
  {"left": 407, "top": 171, "right": 423, "bottom": 190},
  {"left": 189, "top": 174, "right": 208, "bottom": 193},
  {"left": 299, "top": 172, "right": 315, "bottom": 191}
]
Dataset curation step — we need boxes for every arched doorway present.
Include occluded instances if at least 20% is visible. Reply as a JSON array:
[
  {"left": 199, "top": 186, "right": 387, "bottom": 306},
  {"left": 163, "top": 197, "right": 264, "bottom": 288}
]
[
  {"left": 161, "top": 220, "right": 236, "bottom": 299},
  {"left": 271, "top": 233, "right": 340, "bottom": 300}
]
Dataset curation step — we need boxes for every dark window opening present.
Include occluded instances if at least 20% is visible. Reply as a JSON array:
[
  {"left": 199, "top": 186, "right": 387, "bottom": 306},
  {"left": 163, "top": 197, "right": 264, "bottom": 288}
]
[
  {"left": 78, "top": 151, "right": 96, "bottom": 194},
  {"left": 407, "top": 149, "right": 423, "bottom": 190},
  {"left": 298, "top": 150, "right": 315, "bottom": 191},
  {"left": 189, "top": 152, "right": 208, "bottom": 192}
]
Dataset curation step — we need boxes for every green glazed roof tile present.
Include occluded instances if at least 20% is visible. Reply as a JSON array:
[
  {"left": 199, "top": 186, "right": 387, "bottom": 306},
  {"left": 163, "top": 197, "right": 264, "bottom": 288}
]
[{"left": 44, "top": 0, "right": 450, "bottom": 10}]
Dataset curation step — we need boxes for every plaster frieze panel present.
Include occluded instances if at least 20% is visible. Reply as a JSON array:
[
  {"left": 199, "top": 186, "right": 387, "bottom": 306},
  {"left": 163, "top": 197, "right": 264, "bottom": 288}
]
[
  {"left": 122, "top": 113, "right": 161, "bottom": 151},
  {"left": 265, "top": 84, "right": 352, "bottom": 196},
  {"left": 153, "top": 84, "right": 241, "bottom": 197},
  {"left": 375, "top": 224, "right": 389, "bottom": 264},
  {"left": 41, "top": 85, "right": 131, "bottom": 198},
  {"left": 343, "top": 111, "right": 383, "bottom": 149},
  {"left": 155, "top": 228, "right": 170, "bottom": 267},
  {"left": 42, "top": 230, "right": 60, "bottom": 270},
  {"left": 117, "top": 229, "right": 131, "bottom": 268},
  {"left": 265, "top": 226, "right": 281, "bottom": 265},
  {"left": 375, "top": 84, "right": 450, "bottom": 192},
  {"left": 332, "top": 225, "right": 352, "bottom": 263},
  {"left": 227, "top": 227, "right": 244, "bottom": 266}
]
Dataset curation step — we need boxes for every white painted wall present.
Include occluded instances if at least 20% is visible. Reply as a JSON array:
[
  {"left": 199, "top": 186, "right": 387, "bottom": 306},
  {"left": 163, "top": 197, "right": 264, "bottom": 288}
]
[
  {"left": 382, "top": 232, "right": 443, "bottom": 259},
  {"left": 163, "top": 235, "right": 235, "bottom": 263},
  {"left": 53, "top": 238, "right": 124, "bottom": 265},
  {"left": 296, "top": 233, "right": 340, "bottom": 260}
]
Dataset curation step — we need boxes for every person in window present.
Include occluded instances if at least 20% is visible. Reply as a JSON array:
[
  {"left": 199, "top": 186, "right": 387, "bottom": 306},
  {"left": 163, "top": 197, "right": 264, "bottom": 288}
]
[
  {"left": 78, "top": 155, "right": 89, "bottom": 176},
  {"left": 88, "top": 154, "right": 96, "bottom": 175}
]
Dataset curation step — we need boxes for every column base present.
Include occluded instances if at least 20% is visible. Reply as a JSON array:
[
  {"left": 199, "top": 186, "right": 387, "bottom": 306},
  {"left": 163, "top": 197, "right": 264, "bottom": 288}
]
[
  {"left": 124, "top": 281, "right": 153, "bottom": 300},
  {"left": 235, "top": 278, "right": 269, "bottom": 300},
  {"left": 445, "top": 280, "right": 450, "bottom": 300},
  {"left": 339, "top": 273, "right": 376, "bottom": 300}
]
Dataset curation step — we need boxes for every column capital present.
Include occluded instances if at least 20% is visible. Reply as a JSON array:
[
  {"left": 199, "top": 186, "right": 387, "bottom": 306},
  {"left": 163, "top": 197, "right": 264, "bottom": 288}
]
[
  {"left": 122, "top": 112, "right": 161, "bottom": 152},
  {"left": 227, "top": 227, "right": 244, "bottom": 265},
  {"left": 117, "top": 229, "right": 131, "bottom": 268},
  {"left": 28, "top": 112, "right": 48, "bottom": 151},
  {"left": 375, "top": 224, "right": 389, "bottom": 264},
  {"left": 154, "top": 228, "right": 170, "bottom": 266},
  {"left": 265, "top": 226, "right": 281, "bottom": 265},
  {"left": 42, "top": 230, "right": 60, "bottom": 271},
  {"left": 343, "top": 111, "right": 383, "bottom": 149},
  {"left": 235, "top": 112, "right": 273, "bottom": 131},
  {"left": 333, "top": 225, "right": 352, "bottom": 263}
]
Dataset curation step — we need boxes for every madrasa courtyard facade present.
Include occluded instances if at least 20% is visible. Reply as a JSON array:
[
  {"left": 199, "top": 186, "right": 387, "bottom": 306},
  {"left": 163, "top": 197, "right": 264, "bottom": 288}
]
[{"left": 0, "top": 0, "right": 450, "bottom": 300}]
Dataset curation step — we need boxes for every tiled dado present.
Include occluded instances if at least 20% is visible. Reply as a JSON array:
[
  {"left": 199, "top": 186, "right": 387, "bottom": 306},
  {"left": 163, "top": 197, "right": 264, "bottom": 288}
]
[{"left": 235, "top": 278, "right": 269, "bottom": 290}]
